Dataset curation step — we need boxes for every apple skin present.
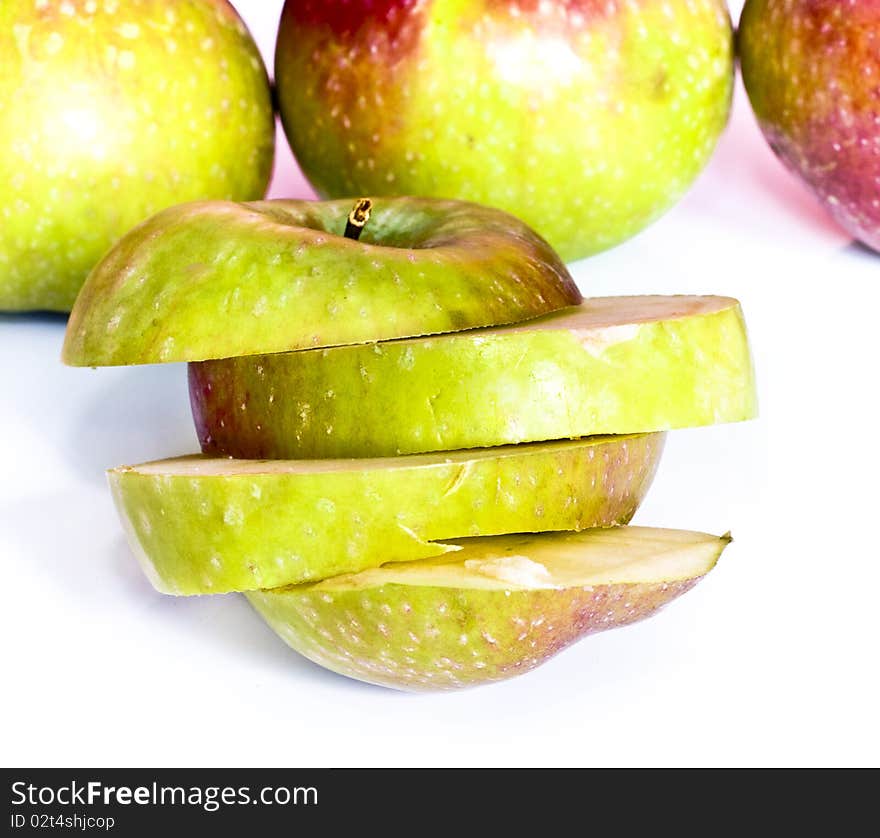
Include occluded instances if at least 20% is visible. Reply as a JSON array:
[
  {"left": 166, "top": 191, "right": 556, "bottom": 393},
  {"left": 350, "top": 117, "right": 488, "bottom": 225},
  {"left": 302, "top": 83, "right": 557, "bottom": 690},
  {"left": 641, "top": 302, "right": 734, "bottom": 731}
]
[
  {"left": 0, "top": 0, "right": 274, "bottom": 312},
  {"left": 247, "top": 527, "right": 730, "bottom": 691},
  {"left": 274, "top": 0, "right": 734, "bottom": 261},
  {"left": 190, "top": 295, "right": 757, "bottom": 459},
  {"left": 108, "top": 434, "right": 663, "bottom": 594},
  {"left": 250, "top": 579, "right": 698, "bottom": 691},
  {"left": 62, "top": 197, "right": 581, "bottom": 366},
  {"left": 739, "top": 0, "right": 880, "bottom": 251}
]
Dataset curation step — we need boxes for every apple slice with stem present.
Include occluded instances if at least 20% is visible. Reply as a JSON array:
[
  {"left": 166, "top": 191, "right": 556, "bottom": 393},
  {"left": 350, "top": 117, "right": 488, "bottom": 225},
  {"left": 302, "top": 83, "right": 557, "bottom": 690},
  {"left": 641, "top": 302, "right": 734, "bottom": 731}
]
[
  {"left": 62, "top": 196, "right": 581, "bottom": 366},
  {"left": 191, "top": 294, "right": 756, "bottom": 459},
  {"left": 247, "top": 526, "right": 731, "bottom": 691},
  {"left": 109, "top": 434, "right": 663, "bottom": 595}
]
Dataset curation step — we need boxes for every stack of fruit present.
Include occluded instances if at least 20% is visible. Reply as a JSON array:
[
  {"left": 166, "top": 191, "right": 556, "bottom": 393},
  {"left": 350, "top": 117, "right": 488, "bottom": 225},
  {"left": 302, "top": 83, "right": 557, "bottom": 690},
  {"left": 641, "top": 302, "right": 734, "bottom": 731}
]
[
  {"left": 64, "top": 195, "right": 756, "bottom": 690},
  {"left": 1, "top": 0, "right": 771, "bottom": 691}
]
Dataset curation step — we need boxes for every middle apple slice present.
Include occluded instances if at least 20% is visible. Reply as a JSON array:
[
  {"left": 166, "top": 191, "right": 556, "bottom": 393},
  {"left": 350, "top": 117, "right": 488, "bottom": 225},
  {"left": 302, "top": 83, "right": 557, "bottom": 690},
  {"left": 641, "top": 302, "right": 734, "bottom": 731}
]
[
  {"left": 190, "top": 295, "right": 756, "bottom": 459},
  {"left": 109, "top": 434, "right": 662, "bottom": 595}
]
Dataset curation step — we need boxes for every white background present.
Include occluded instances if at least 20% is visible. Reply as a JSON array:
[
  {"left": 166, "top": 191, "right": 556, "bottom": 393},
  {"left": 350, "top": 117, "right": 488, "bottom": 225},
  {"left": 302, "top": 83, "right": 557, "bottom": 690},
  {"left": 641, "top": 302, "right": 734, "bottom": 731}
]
[{"left": 1, "top": 1, "right": 878, "bottom": 767}]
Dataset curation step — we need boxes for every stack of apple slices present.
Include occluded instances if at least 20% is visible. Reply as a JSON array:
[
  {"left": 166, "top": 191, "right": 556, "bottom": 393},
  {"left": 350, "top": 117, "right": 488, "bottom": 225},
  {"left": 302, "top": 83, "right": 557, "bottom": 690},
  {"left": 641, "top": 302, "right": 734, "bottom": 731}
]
[{"left": 64, "top": 197, "right": 756, "bottom": 691}]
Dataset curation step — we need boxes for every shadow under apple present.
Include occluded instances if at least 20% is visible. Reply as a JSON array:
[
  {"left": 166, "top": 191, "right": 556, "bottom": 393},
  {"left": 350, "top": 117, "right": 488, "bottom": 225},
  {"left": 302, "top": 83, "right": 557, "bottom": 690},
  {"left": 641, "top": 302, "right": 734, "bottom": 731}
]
[
  {"left": 0, "top": 311, "right": 70, "bottom": 327},
  {"left": 191, "top": 589, "right": 388, "bottom": 694},
  {"left": 840, "top": 239, "right": 879, "bottom": 261}
]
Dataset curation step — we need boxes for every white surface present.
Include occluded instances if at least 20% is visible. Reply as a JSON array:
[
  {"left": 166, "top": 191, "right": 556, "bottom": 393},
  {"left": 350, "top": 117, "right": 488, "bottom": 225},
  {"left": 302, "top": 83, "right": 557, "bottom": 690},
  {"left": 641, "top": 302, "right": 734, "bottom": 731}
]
[{"left": 1, "top": 1, "right": 878, "bottom": 768}]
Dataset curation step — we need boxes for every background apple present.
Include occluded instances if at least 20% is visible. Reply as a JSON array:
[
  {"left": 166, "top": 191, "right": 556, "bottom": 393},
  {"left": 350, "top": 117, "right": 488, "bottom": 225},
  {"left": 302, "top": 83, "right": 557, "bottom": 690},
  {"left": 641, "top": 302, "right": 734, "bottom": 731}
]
[
  {"left": 274, "top": 0, "right": 734, "bottom": 262},
  {"left": 739, "top": 0, "right": 880, "bottom": 252},
  {"left": 0, "top": 0, "right": 275, "bottom": 311}
]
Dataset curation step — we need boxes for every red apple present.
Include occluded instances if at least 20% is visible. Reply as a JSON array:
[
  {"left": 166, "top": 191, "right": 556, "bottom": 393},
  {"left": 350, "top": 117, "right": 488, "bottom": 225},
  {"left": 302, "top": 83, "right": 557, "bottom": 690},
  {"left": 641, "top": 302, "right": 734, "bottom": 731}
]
[{"left": 740, "top": 0, "right": 880, "bottom": 251}]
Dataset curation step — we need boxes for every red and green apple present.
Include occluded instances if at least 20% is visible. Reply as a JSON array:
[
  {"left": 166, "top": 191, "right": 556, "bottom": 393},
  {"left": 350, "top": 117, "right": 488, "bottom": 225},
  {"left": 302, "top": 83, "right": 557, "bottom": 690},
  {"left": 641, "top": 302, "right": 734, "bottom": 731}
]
[
  {"left": 740, "top": 0, "right": 880, "bottom": 251},
  {"left": 61, "top": 191, "right": 754, "bottom": 692},
  {"left": 274, "top": 0, "right": 734, "bottom": 261}
]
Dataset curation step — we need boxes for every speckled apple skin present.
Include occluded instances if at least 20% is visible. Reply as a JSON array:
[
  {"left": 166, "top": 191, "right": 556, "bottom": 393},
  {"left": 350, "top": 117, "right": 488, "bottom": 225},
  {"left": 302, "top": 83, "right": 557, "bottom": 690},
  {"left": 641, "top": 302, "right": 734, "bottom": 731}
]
[
  {"left": 0, "top": 0, "right": 274, "bottom": 312},
  {"left": 191, "top": 295, "right": 756, "bottom": 459},
  {"left": 248, "top": 576, "right": 699, "bottom": 691},
  {"left": 274, "top": 0, "right": 733, "bottom": 261},
  {"left": 63, "top": 197, "right": 580, "bottom": 366},
  {"left": 109, "top": 434, "right": 663, "bottom": 594},
  {"left": 740, "top": 0, "right": 880, "bottom": 251}
]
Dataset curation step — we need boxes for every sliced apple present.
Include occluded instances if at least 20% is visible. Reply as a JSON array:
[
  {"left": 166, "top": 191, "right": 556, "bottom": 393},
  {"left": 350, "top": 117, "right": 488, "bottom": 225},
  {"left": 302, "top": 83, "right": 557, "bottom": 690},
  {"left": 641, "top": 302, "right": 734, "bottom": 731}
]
[
  {"left": 108, "top": 434, "right": 663, "bottom": 595},
  {"left": 191, "top": 295, "right": 757, "bottom": 459},
  {"left": 62, "top": 197, "right": 581, "bottom": 366},
  {"left": 247, "top": 526, "right": 731, "bottom": 691}
]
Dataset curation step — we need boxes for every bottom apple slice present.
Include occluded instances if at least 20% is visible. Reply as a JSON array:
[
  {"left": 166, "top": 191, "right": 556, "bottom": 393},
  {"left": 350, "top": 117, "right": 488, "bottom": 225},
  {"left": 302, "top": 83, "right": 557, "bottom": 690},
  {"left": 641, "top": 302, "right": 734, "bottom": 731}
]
[{"left": 247, "top": 526, "right": 730, "bottom": 691}]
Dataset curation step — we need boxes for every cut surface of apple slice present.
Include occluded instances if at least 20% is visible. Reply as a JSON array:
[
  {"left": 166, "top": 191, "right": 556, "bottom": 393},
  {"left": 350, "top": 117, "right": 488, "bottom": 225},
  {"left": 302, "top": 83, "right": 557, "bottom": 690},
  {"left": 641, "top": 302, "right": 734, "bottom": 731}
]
[
  {"left": 109, "top": 434, "right": 663, "bottom": 595},
  {"left": 247, "top": 526, "right": 731, "bottom": 691},
  {"left": 191, "top": 294, "right": 757, "bottom": 459},
  {"left": 62, "top": 197, "right": 581, "bottom": 366}
]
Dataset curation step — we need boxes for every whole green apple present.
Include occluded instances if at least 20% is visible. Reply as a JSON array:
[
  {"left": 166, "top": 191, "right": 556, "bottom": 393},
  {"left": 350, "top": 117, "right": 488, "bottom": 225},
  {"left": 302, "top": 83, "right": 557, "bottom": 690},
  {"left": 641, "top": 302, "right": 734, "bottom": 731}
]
[
  {"left": 109, "top": 433, "right": 663, "bottom": 594},
  {"left": 0, "top": 0, "right": 274, "bottom": 311},
  {"left": 274, "top": 0, "right": 734, "bottom": 261},
  {"left": 248, "top": 526, "right": 730, "bottom": 691},
  {"left": 739, "top": 0, "right": 880, "bottom": 251}
]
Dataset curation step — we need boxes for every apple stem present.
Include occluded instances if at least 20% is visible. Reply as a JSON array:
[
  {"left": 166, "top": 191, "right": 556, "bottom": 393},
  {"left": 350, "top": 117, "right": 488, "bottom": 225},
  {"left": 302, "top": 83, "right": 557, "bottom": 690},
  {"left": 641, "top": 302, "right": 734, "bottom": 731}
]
[{"left": 344, "top": 198, "right": 373, "bottom": 241}]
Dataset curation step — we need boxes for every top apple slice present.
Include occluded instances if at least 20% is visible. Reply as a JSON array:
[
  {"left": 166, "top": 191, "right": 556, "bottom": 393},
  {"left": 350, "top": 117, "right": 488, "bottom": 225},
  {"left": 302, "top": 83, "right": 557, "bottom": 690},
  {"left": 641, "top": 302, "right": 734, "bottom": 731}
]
[{"left": 62, "top": 197, "right": 581, "bottom": 366}]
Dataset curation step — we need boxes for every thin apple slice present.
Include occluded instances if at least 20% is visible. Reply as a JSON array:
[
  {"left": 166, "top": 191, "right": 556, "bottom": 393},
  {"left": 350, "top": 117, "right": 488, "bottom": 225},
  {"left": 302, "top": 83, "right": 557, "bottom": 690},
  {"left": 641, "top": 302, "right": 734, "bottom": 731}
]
[
  {"left": 109, "top": 434, "right": 663, "bottom": 595},
  {"left": 247, "top": 526, "right": 731, "bottom": 691},
  {"left": 191, "top": 295, "right": 756, "bottom": 459},
  {"left": 62, "top": 197, "right": 581, "bottom": 366}
]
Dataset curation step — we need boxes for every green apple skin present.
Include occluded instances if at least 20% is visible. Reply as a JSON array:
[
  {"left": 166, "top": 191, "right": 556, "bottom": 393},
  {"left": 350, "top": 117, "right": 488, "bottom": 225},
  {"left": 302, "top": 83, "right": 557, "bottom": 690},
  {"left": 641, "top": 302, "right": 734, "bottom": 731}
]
[
  {"left": 108, "top": 433, "right": 663, "bottom": 595},
  {"left": 274, "top": 0, "right": 734, "bottom": 261},
  {"left": 739, "top": 0, "right": 880, "bottom": 251},
  {"left": 0, "top": 0, "right": 274, "bottom": 312},
  {"left": 247, "top": 526, "right": 730, "bottom": 691},
  {"left": 191, "top": 295, "right": 756, "bottom": 459},
  {"left": 63, "top": 197, "right": 581, "bottom": 366}
]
